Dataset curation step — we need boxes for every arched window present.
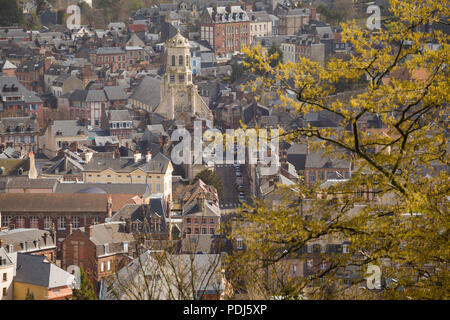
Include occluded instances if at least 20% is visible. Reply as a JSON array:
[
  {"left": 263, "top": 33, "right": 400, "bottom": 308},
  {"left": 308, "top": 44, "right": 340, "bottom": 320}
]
[
  {"left": 179, "top": 55, "right": 183, "bottom": 66},
  {"left": 171, "top": 55, "right": 175, "bottom": 66}
]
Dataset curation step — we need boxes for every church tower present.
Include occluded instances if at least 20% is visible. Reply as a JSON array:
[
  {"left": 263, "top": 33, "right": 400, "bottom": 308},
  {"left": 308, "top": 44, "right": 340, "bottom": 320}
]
[{"left": 156, "top": 31, "right": 213, "bottom": 122}]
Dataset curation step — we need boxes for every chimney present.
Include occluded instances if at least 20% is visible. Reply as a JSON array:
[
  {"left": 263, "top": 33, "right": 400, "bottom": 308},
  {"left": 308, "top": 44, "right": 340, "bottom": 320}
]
[
  {"left": 125, "top": 218, "right": 131, "bottom": 233},
  {"left": 67, "top": 222, "right": 73, "bottom": 236},
  {"left": 51, "top": 223, "right": 56, "bottom": 244},
  {"left": 85, "top": 151, "right": 93, "bottom": 163},
  {"left": 197, "top": 193, "right": 205, "bottom": 212},
  {"left": 28, "top": 151, "right": 37, "bottom": 179},
  {"left": 107, "top": 195, "right": 113, "bottom": 218},
  {"left": 44, "top": 56, "right": 52, "bottom": 72},
  {"left": 134, "top": 150, "right": 142, "bottom": 163},
  {"left": 145, "top": 151, "right": 152, "bottom": 162},
  {"left": 86, "top": 224, "right": 93, "bottom": 238}
]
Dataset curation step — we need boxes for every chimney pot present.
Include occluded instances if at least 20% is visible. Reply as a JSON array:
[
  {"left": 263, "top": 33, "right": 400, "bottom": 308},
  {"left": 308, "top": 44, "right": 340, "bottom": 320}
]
[
  {"left": 134, "top": 151, "right": 142, "bottom": 163},
  {"left": 86, "top": 224, "right": 93, "bottom": 238}
]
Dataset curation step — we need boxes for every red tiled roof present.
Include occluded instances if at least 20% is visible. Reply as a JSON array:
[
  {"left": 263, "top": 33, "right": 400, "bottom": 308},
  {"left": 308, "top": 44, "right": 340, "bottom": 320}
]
[{"left": 129, "top": 25, "right": 147, "bottom": 32}]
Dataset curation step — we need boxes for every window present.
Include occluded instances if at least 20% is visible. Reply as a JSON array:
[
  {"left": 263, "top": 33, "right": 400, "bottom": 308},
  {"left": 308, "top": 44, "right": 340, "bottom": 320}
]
[
  {"left": 156, "top": 183, "right": 161, "bottom": 192},
  {"left": 30, "top": 216, "right": 39, "bottom": 229},
  {"left": 210, "top": 218, "right": 214, "bottom": 224},
  {"left": 179, "top": 74, "right": 185, "bottom": 83},
  {"left": 202, "top": 228, "right": 207, "bottom": 234},
  {"left": 186, "top": 218, "right": 191, "bottom": 223},
  {"left": 123, "top": 242, "right": 129, "bottom": 252},
  {"left": 58, "top": 217, "right": 66, "bottom": 230},
  {"left": 210, "top": 228, "right": 215, "bottom": 235},
  {"left": 171, "top": 55, "right": 175, "bottom": 66},
  {"left": 100, "top": 262, "right": 104, "bottom": 272},
  {"left": 44, "top": 217, "right": 52, "bottom": 229},
  {"left": 292, "top": 265, "right": 297, "bottom": 274},
  {"left": 307, "top": 259, "right": 314, "bottom": 268},
  {"left": 107, "top": 260, "right": 111, "bottom": 271},
  {"left": 179, "top": 55, "right": 183, "bottom": 66},
  {"left": 194, "top": 228, "right": 199, "bottom": 234},
  {"left": 309, "top": 172, "right": 315, "bottom": 182},
  {"left": 201, "top": 218, "right": 206, "bottom": 224},
  {"left": 236, "top": 238, "right": 243, "bottom": 249},
  {"left": 327, "top": 171, "right": 334, "bottom": 179},
  {"left": 319, "top": 171, "right": 325, "bottom": 180},
  {"left": 93, "top": 216, "right": 100, "bottom": 224},
  {"left": 307, "top": 244, "right": 312, "bottom": 253},
  {"left": 1, "top": 215, "right": 10, "bottom": 228},
  {"left": 343, "top": 244, "right": 349, "bottom": 254},
  {"left": 16, "top": 216, "right": 25, "bottom": 228},
  {"left": 170, "top": 75, "right": 175, "bottom": 83},
  {"left": 3, "top": 273, "right": 7, "bottom": 281},
  {"left": 2, "top": 288, "right": 6, "bottom": 296},
  {"left": 72, "top": 216, "right": 80, "bottom": 229},
  {"left": 187, "top": 228, "right": 191, "bottom": 234}
]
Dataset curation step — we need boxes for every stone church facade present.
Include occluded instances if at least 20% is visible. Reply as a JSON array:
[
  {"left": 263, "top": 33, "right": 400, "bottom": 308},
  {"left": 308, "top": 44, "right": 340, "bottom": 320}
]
[{"left": 155, "top": 32, "right": 213, "bottom": 122}]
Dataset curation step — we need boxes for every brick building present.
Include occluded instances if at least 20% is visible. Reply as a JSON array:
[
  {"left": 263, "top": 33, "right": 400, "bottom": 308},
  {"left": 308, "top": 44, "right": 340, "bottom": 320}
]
[
  {"left": 61, "top": 221, "right": 135, "bottom": 292},
  {"left": 95, "top": 47, "right": 127, "bottom": 73},
  {"left": 200, "top": 5, "right": 250, "bottom": 57},
  {"left": 0, "top": 193, "right": 113, "bottom": 252},
  {"left": 15, "top": 60, "right": 45, "bottom": 94},
  {"left": 0, "top": 117, "right": 40, "bottom": 154},
  {"left": 0, "top": 76, "right": 44, "bottom": 125}
]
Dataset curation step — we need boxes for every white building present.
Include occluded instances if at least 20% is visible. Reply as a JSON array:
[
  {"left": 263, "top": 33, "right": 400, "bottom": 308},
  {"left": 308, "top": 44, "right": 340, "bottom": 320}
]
[{"left": 0, "top": 247, "right": 14, "bottom": 300}]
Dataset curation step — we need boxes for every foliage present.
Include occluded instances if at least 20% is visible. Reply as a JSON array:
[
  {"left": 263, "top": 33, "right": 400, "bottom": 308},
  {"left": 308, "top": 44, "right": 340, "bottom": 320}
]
[
  {"left": 25, "top": 288, "right": 35, "bottom": 300},
  {"left": 193, "top": 169, "right": 224, "bottom": 196},
  {"left": 267, "top": 43, "right": 283, "bottom": 68},
  {"left": 0, "top": 0, "right": 23, "bottom": 26},
  {"left": 231, "top": 60, "right": 245, "bottom": 83},
  {"left": 26, "top": 12, "right": 42, "bottom": 30},
  {"left": 72, "top": 268, "right": 98, "bottom": 300},
  {"left": 229, "top": 0, "right": 449, "bottom": 300}
]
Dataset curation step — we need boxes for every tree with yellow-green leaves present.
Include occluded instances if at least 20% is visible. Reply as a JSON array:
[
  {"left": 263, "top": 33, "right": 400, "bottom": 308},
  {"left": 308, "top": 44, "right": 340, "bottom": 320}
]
[{"left": 225, "top": 0, "right": 449, "bottom": 300}]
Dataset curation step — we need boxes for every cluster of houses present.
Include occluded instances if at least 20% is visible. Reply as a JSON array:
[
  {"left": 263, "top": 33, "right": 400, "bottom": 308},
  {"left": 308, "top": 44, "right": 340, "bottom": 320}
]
[{"left": 0, "top": 0, "right": 432, "bottom": 300}]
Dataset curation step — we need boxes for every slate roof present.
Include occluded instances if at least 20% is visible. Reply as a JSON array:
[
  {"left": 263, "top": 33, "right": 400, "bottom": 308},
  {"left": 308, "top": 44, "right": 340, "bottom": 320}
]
[
  {"left": 0, "top": 116, "right": 39, "bottom": 134},
  {"left": 79, "top": 222, "right": 135, "bottom": 246},
  {"left": 104, "top": 86, "right": 128, "bottom": 101},
  {"left": 0, "top": 76, "right": 42, "bottom": 103},
  {"left": 109, "top": 110, "right": 131, "bottom": 122},
  {"left": 3, "top": 177, "right": 58, "bottom": 190},
  {"left": 51, "top": 120, "right": 86, "bottom": 137},
  {"left": 183, "top": 200, "right": 221, "bottom": 217},
  {"left": 0, "top": 193, "right": 108, "bottom": 213},
  {"left": 13, "top": 253, "right": 74, "bottom": 288},
  {"left": 83, "top": 152, "right": 171, "bottom": 174},
  {"left": 305, "top": 150, "right": 350, "bottom": 169},
  {"left": 2, "top": 60, "right": 16, "bottom": 70},
  {"left": 0, "top": 228, "right": 56, "bottom": 252},
  {"left": 0, "top": 159, "right": 30, "bottom": 176},
  {"left": 130, "top": 76, "right": 161, "bottom": 108},
  {"left": 69, "top": 89, "right": 107, "bottom": 102},
  {"left": 96, "top": 47, "right": 125, "bottom": 55},
  {"left": 55, "top": 183, "right": 150, "bottom": 196}
]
